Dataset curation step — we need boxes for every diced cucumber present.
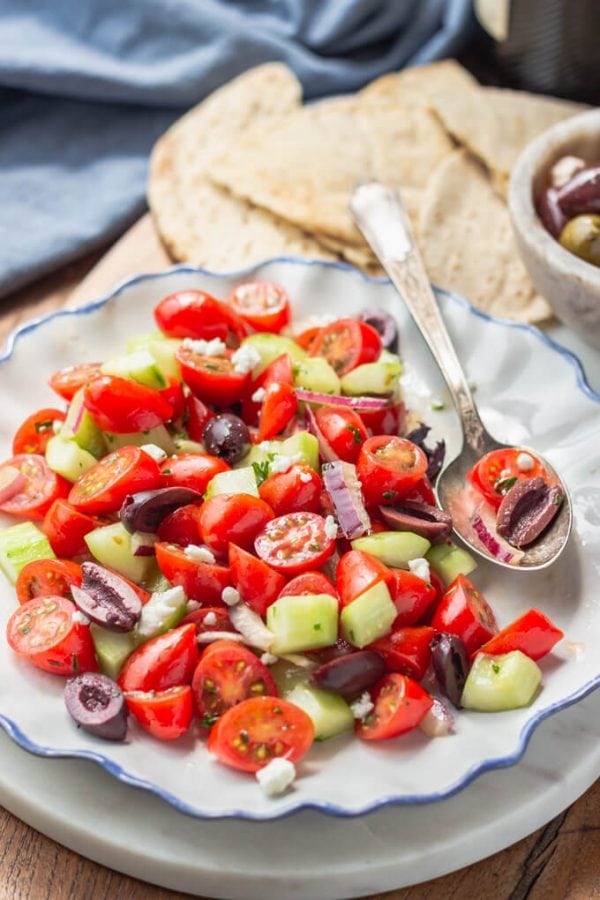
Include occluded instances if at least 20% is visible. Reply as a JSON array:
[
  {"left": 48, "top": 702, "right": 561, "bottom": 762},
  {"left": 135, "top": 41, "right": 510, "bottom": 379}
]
[
  {"left": 101, "top": 349, "right": 167, "bottom": 389},
  {"left": 238, "top": 431, "right": 320, "bottom": 474},
  {"left": 351, "top": 531, "right": 431, "bottom": 568},
  {"left": 340, "top": 359, "right": 402, "bottom": 396},
  {"left": 293, "top": 357, "right": 340, "bottom": 395},
  {"left": 126, "top": 332, "right": 182, "bottom": 382},
  {"left": 134, "top": 586, "right": 188, "bottom": 644},
  {"left": 378, "top": 349, "right": 403, "bottom": 367},
  {"left": 267, "top": 593, "right": 338, "bottom": 654},
  {"left": 461, "top": 651, "right": 542, "bottom": 711},
  {"left": 126, "top": 330, "right": 166, "bottom": 351},
  {"left": 241, "top": 333, "right": 306, "bottom": 375},
  {"left": 205, "top": 466, "right": 259, "bottom": 499},
  {"left": 141, "top": 569, "right": 172, "bottom": 594},
  {"left": 270, "top": 659, "right": 314, "bottom": 693},
  {"left": 173, "top": 437, "right": 205, "bottom": 454},
  {"left": 85, "top": 522, "right": 155, "bottom": 583},
  {"left": 105, "top": 424, "right": 176, "bottom": 454},
  {"left": 285, "top": 683, "right": 354, "bottom": 741},
  {"left": 426, "top": 541, "right": 477, "bottom": 586},
  {"left": 61, "top": 388, "right": 106, "bottom": 458},
  {"left": 0, "top": 522, "right": 55, "bottom": 584},
  {"left": 90, "top": 624, "right": 135, "bottom": 680},
  {"left": 45, "top": 435, "right": 98, "bottom": 482},
  {"left": 340, "top": 580, "right": 396, "bottom": 648}
]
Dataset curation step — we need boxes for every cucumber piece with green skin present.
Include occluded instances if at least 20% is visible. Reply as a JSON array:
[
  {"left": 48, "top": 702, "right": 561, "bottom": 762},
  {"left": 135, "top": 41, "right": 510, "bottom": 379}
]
[
  {"left": 340, "top": 580, "right": 397, "bottom": 648},
  {"left": 126, "top": 333, "right": 182, "bottom": 382},
  {"left": 267, "top": 593, "right": 338, "bottom": 655},
  {"left": 237, "top": 431, "right": 320, "bottom": 474},
  {"left": 285, "top": 683, "right": 354, "bottom": 740},
  {"left": 205, "top": 466, "right": 259, "bottom": 499},
  {"left": 426, "top": 542, "right": 477, "bottom": 586},
  {"left": 351, "top": 531, "right": 431, "bottom": 568},
  {"left": 105, "top": 424, "right": 176, "bottom": 455},
  {"left": 270, "top": 659, "right": 315, "bottom": 694},
  {"left": 101, "top": 349, "right": 167, "bottom": 390},
  {"left": 0, "top": 521, "right": 55, "bottom": 583},
  {"left": 90, "top": 624, "right": 135, "bottom": 680},
  {"left": 134, "top": 586, "right": 188, "bottom": 644},
  {"left": 45, "top": 435, "right": 98, "bottom": 482},
  {"left": 173, "top": 438, "right": 205, "bottom": 454},
  {"left": 85, "top": 522, "right": 155, "bottom": 584},
  {"left": 461, "top": 651, "right": 542, "bottom": 711},
  {"left": 61, "top": 388, "right": 106, "bottom": 458},
  {"left": 340, "top": 360, "right": 402, "bottom": 396},
  {"left": 241, "top": 333, "right": 306, "bottom": 375},
  {"left": 293, "top": 357, "right": 340, "bottom": 395}
]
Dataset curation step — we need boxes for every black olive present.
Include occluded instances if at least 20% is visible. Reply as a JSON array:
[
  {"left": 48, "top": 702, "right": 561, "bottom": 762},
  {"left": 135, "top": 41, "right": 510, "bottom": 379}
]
[
  {"left": 71, "top": 562, "right": 142, "bottom": 632},
  {"left": 120, "top": 486, "right": 202, "bottom": 533},
  {"left": 430, "top": 633, "right": 470, "bottom": 708},
  {"left": 64, "top": 672, "right": 128, "bottom": 741},
  {"left": 357, "top": 308, "right": 399, "bottom": 352},
  {"left": 203, "top": 413, "right": 250, "bottom": 464},
  {"left": 311, "top": 650, "right": 385, "bottom": 698}
]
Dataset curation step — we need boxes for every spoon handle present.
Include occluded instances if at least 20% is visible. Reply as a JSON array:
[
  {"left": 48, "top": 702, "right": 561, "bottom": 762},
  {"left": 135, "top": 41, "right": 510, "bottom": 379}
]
[{"left": 350, "top": 182, "right": 488, "bottom": 454}]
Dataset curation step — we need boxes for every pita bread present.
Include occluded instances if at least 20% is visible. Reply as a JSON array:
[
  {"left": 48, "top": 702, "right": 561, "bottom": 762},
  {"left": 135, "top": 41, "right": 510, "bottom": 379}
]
[
  {"left": 418, "top": 149, "right": 552, "bottom": 323},
  {"left": 359, "top": 59, "right": 477, "bottom": 105}
]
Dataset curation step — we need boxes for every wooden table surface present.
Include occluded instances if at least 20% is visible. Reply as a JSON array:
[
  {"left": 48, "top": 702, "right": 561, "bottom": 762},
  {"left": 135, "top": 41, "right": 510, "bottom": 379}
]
[{"left": 0, "top": 217, "right": 599, "bottom": 900}]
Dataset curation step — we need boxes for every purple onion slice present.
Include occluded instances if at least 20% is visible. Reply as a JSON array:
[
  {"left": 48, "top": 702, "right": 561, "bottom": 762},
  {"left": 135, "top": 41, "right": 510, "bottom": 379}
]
[
  {"left": 305, "top": 405, "right": 338, "bottom": 463},
  {"left": 322, "top": 460, "right": 370, "bottom": 539},
  {"left": 295, "top": 388, "right": 389, "bottom": 411}
]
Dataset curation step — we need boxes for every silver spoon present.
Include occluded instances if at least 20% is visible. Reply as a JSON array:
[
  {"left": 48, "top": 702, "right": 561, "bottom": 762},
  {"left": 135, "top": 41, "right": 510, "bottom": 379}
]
[{"left": 350, "top": 181, "right": 572, "bottom": 571}]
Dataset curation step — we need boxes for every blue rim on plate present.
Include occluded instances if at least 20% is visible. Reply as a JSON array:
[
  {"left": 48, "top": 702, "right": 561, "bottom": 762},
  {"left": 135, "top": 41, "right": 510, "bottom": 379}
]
[{"left": 1, "top": 258, "right": 599, "bottom": 821}]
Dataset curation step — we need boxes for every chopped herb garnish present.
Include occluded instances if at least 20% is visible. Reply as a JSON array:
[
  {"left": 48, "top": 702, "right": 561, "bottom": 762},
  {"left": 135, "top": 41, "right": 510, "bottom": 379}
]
[
  {"left": 492, "top": 663, "right": 501, "bottom": 674},
  {"left": 313, "top": 623, "right": 322, "bottom": 631},
  {"left": 203, "top": 363, "right": 221, "bottom": 372},
  {"left": 72, "top": 654, "right": 79, "bottom": 673},
  {"left": 347, "top": 425, "right": 363, "bottom": 444},
  {"left": 252, "top": 460, "right": 271, "bottom": 486},
  {"left": 430, "top": 400, "right": 446, "bottom": 412},
  {"left": 494, "top": 476, "right": 518, "bottom": 495},
  {"left": 199, "top": 713, "right": 219, "bottom": 728},
  {"left": 34, "top": 419, "right": 53, "bottom": 433},
  {"left": 161, "top": 468, "right": 172, "bottom": 475},
  {"left": 382, "top": 490, "right": 397, "bottom": 501},
  {"left": 554, "top": 494, "right": 564, "bottom": 506}
]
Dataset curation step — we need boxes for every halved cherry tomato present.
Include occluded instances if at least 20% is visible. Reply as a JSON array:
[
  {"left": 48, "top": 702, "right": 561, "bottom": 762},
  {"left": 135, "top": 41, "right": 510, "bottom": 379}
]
[
  {"left": 356, "top": 673, "right": 432, "bottom": 741},
  {"left": 357, "top": 436, "right": 428, "bottom": 506},
  {"left": 228, "top": 543, "right": 286, "bottom": 616},
  {"left": 228, "top": 281, "right": 291, "bottom": 333},
  {"left": 0, "top": 454, "right": 69, "bottom": 520},
  {"left": 16, "top": 558, "right": 82, "bottom": 606},
  {"left": 278, "top": 570, "right": 337, "bottom": 599},
  {"left": 388, "top": 569, "right": 437, "bottom": 626},
  {"left": 83, "top": 375, "right": 173, "bottom": 433},
  {"left": 192, "top": 640, "right": 278, "bottom": 725},
  {"left": 309, "top": 319, "right": 381, "bottom": 376},
  {"left": 118, "top": 623, "right": 199, "bottom": 693},
  {"left": 184, "top": 394, "right": 214, "bottom": 442},
  {"left": 255, "top": 381, "right": 298, "bottom": 444},
  {"left": 314, "top": 407, "right": 368, "bottom": 464},
  {"left": 335, "top": 549, "right": 391, "bottom": 608},
  {"left": 242, "top": 353, "right": 293, "bottom": 427},
  {"left": 154, "top": 290, "right": 247, "bottom": 343},
  {"left": 160, "top": 453, "right": 229, "bottom": 493},
  {"left": 207, "top": 695, "right": 314, "bottom": 773},
  {"left": 126, "top": 685, "right": 193, "bottom": 741},
  {"left": 68, "top": 446, "right": 161, "bottom": 515},
  {"left": 177, "top": 347, "right": 251, "bottom": 408},
  {"left": 294, "top": 326, "right": 322, "bottom": 352},
  {"left": 368, "top": 626, "right": 436, "bottom": 680},
  {"left": 475, "top": 608, "right": 563, "bottom": 661},
  {"left": 359, "top": 401, "right": 406, "bottom": 437},
  {"left": 431, "top": 574, "right": 498, "bottom": 655},
  {"left": 12, "top": 408, "right": 66, "bottom": 456},
  {"left": 403, "top": 475, "right": 437, "bottom": 507},
  {"left": 42, "top": 499, "right": 102, "bottom": 558},
  {"left": 254, "top": 512, "right": 335, "bottom": 575},
  {"left": 6, "top": 595, "right": 97, "bottom": 676},
  {"left": 155, "top": 542, "right": 231, "bottom": 603},
  {"left": 181, "top": 606, "right": 233, "bottom": 634},
  {"left": 48, "top": 362, "right": 103, "bottom": 402},
  {"left": 258, "top": 465, "right": 322, "bottom": 517},
  {"left": 156, "top": 503, "right": 202, "bottom": 547},
  {"left": 159, "top": 377, "right": 185, "bottom": 421},
  {"left": 467, "top": 448, "right": 549, "bottom": 510},
  {"left": 199, "top": 494, "right": 274, "bottom": 557}
]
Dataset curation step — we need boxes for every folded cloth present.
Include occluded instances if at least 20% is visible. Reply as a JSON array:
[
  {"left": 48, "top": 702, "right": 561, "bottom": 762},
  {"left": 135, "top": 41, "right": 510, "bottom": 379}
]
[{"left": 0, "top": 0, "right": 475, "bottom": 298}]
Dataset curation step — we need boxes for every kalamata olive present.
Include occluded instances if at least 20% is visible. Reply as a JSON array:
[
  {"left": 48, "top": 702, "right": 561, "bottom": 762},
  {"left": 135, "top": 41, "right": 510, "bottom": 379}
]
[
  {"left": 430, "top": 633, "right": 470, "bottom": 708},
  {"left": 537, "top": 187, "right": 568, "bottom": 238},
  {"left": 72, "top": 562, "right": 142, "bottom": 631},
  {"left": 496, "top": 476, "right": 564, "bottom": 548},
  {"left": 203, "top": 413, "right": 250, "bottom": 464},
  {"left": 379, "top": 500, "right": 452, "bottom": 541},
  {"left": 120, "top": 486, "right": 202, "bottom": 533},
  {"left": 556, "top": 163, "right": 600, "bottom": 216},
  {"left": 357, "top": 308, "right": 399, "bottom": 352},
  {"left": 559, "top": 214, "right": 600, "bottom": 267},
  {"left": 64, "top": 672, "right": 128, "bottom": 741},
  {"left": 405, "top": 422, "right": 446, "bottom": 482},
  {"left": 310, "top": 650, "right": 385, "bottom": 698}
]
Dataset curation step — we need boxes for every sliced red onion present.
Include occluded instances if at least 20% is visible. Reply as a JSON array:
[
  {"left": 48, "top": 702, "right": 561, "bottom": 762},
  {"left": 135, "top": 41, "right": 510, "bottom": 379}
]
[
  {"left": 419, "top": 697, "right": 455, "bottom": 737},
  {"left": 197, "top": 631, "right": 246, "bottom": 645},
  {"left": 295, "top": 388, "right": 389, "bottom": 411},
  {"left": 0, "top": 466, "right": 27, "bottom": 504},
  {"left": 131, "top": 530, "right": 159, "bottom": 557},
  {"left": 471, "top": 503, "right": 525, "bottom": 566},
  {"left": 305, "top": 405, "right": 338, "bottom": 463},
  {"left": 228, "top": 603, "right": 275, "bottom": 651},
  {"left": 322, "top": 460, "right": 370, "bottom": 540}
]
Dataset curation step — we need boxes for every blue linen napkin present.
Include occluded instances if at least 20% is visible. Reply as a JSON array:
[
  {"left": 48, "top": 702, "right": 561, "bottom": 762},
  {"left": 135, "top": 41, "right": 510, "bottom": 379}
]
[{"left": 0, "top": 0, "right": 474, "bottom": 298}]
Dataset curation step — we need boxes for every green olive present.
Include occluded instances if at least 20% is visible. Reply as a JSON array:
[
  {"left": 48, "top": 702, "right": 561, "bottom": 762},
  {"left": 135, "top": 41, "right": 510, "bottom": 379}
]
[{"left": 559, "top": 214, "right": 600, "bottom": 267}]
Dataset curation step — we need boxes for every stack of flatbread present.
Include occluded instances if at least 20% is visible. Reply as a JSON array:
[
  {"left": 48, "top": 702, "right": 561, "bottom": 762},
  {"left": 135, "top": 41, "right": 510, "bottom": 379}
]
[{"left": 148, "top": 61, "right": 586, "bottom": 324}]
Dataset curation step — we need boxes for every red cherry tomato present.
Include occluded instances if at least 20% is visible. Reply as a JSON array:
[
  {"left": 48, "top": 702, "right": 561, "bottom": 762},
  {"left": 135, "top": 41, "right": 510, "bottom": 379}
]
[
  {"left": 228, "top": 543, "right": 286, "bottom": 616},
  {"left": 242, "top": 353, "right": 294, "bottom": 428},
  {"left": 294, "top": 326, "right": 322, "bottom": 352},
  {"left": 68, "top": 446, "right": 161, "bottom": 515},
  {"left": 159, "top": 377, "right": 185, "bottom": 421},
  {"left": 258, "top": 465, "right": 322, "bottom": 517},
  {"left": 387, "top": 569, "right": 437, "bottom": 627},
  {"left": 6, "top": 595, "right": 98, "bottom": 676},
  {"left": 83, "top": 375, "right": 173, "bottom": 434},
  {"left": 357, "top": 436, "right": 428, "bottom": 506},
  {"left": 207, "top": 696, "right": 314, "bottom": 773},
  {"left": 192, "top": 640, "right": 279, "bottom": 724},
  {"left": 254, "top": 512, "right": 335, "bottom": 575},
  {"left": 176, "top": 347, "right": 251, "bottom": 408},
  {"left": 278, "top": 570, "right": 337, "bottom": 599},
  {"left": 181, "top": 606, "right": 234, "bottom": 634},
  {"left": 48, "top": 362, "right": 103, "bottom": 402},
  {"left": 314, "top": 407, "right": 368, "bottom": 464},
  {"left": 184, "top": 394, "right": 214, "bottom": 442},
  {"left": 156, "top": 503, "right": 202, "bottom": 547},
  {"left": 467, "top": 448, "right": 549, "bottom": 510},
  {"left": 359, "top": 401, "right": 406, "bottom": 437},
  {"left": 335, "top": 550, "right": 391, "bottom": 608},
  {"left": 154, "top": 290, "right": 247, "bottom": 343},
  {"left": 155, "top": 542, "right": 231, "bottom": 603},
  {"left": 403, "top": 475, "right": 437, "bottom": 507},
  {"left": 16, "top": 558, "right": 83, "bottom": 606},
  {"left": 199, "top": 494, "right": 274, "bottom": 557},
  {"left": 475, "top": 608, "right": 563, "bottom": 661},
  {"left": 118, "top": 623, "right": 199, "bottom": 693},
  {"left": 228, "top": 281, "right": 291, "bottom": 333},
  {"left": 431, "top": 574, "right": 498, "bottom": 655},
  {"left": 356, "top": 673, "right": 432, "bottom": 741},
  {"left": 160, "top": 453, "right": 229, "bottom": 493},
  {"left": 368, "top": 626, "right": 436, "bottom": 680},
  {"left": 254, "top": 381, "right": 298, "bottom": 444},
  {"left": 12, "top": 408, "right": 66, "bottom": 455},
  {"left": 0, "top": 454, "right": 69, "bottom": 520},
  {"left": 126, "top": 685, "right": 193, "bottom": 741},
  {"left": 42, "top": 499, "right": 102, "bottom": 558},
  {"left": 309, "top": 319, "right": 381, "bottom": 376}
]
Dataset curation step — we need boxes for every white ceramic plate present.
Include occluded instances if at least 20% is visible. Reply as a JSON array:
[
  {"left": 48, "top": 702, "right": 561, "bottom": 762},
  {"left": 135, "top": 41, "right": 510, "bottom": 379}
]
[{"left": 0, "top": 259, "right": 599, "bottom": 821}]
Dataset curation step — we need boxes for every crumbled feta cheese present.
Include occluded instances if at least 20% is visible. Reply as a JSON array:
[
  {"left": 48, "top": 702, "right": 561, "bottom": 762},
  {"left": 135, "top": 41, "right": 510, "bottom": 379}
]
[
  {"left": 221, "top": 586, "right": 241, "bottom": 607},
  {"left": 269, "top": 453, "right": 303, "bottom": 475},
  {"left": 251, "top": 387, "right": 266, "bottom": 403},
  {"left": 140, "top": 443, "right": 168, "bottom": 462},
  {"left": 197, "top": 631, "right": 245, "bottom": 644},
  {"left": 186, "top": 600, "right": 201, "bottom": 613},
  {"left": 229, "top": 603, "right": 275, "bottom": 650},
  {"left": 52, "top": 419, "right": 64, "bottom": 434},
  {"left": 260, "top": 651, "right": 278, "bottom": 666},
  {"left": 298, "top": 470, "right": 313, "bottom": 483},
  {"left": 350, "top": 692, "right": 374, "bottom": 720},
  {"left": 408, "top": 557, "right": 431, "bottom": 584},
  {"left": 267, "top": 382, "right": 280, "bottom": 395},
  {"left": 203, "top": 611, "right": 217, "bottom": 627},
  {"left": 258, "top": 441, "right": 271, "bottom": 451},
  {"left": 184, "top": 545, "right": 216, "bottom": 564},
  {"left": 516, "top": 452, "right": 535, "bottom": 472},
  {"left": 182, "top": 337, "right": 226, "bottom": 356},
  {"left": 231, "top": 343, "right": 261, "bottom": 375},
  {"left": 293, "top": 313, "right": 336, "bottom": 332},
  {"left": 72, "top": 610, "right": 91, "bottom": 626},
  {"left": 324, "top": 515, "right": 339, "bottom": 540},
  {"left": 256, "top": 758, "right": 296, "bottom": 797},
  {"left": 137, "top": 586, "right": 186, "bottom": 641}
]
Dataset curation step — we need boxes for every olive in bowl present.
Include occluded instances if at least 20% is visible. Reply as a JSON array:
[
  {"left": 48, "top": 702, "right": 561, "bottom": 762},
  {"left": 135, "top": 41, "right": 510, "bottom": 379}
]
[{"left": 509, "top": 109, "right": 600, "bottom": 349}]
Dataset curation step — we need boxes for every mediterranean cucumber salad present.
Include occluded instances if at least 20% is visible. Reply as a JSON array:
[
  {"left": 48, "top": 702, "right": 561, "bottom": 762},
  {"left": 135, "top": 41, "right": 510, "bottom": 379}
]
[{"left": 0, "top": 281, "right": 564, "bottom": 797}]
